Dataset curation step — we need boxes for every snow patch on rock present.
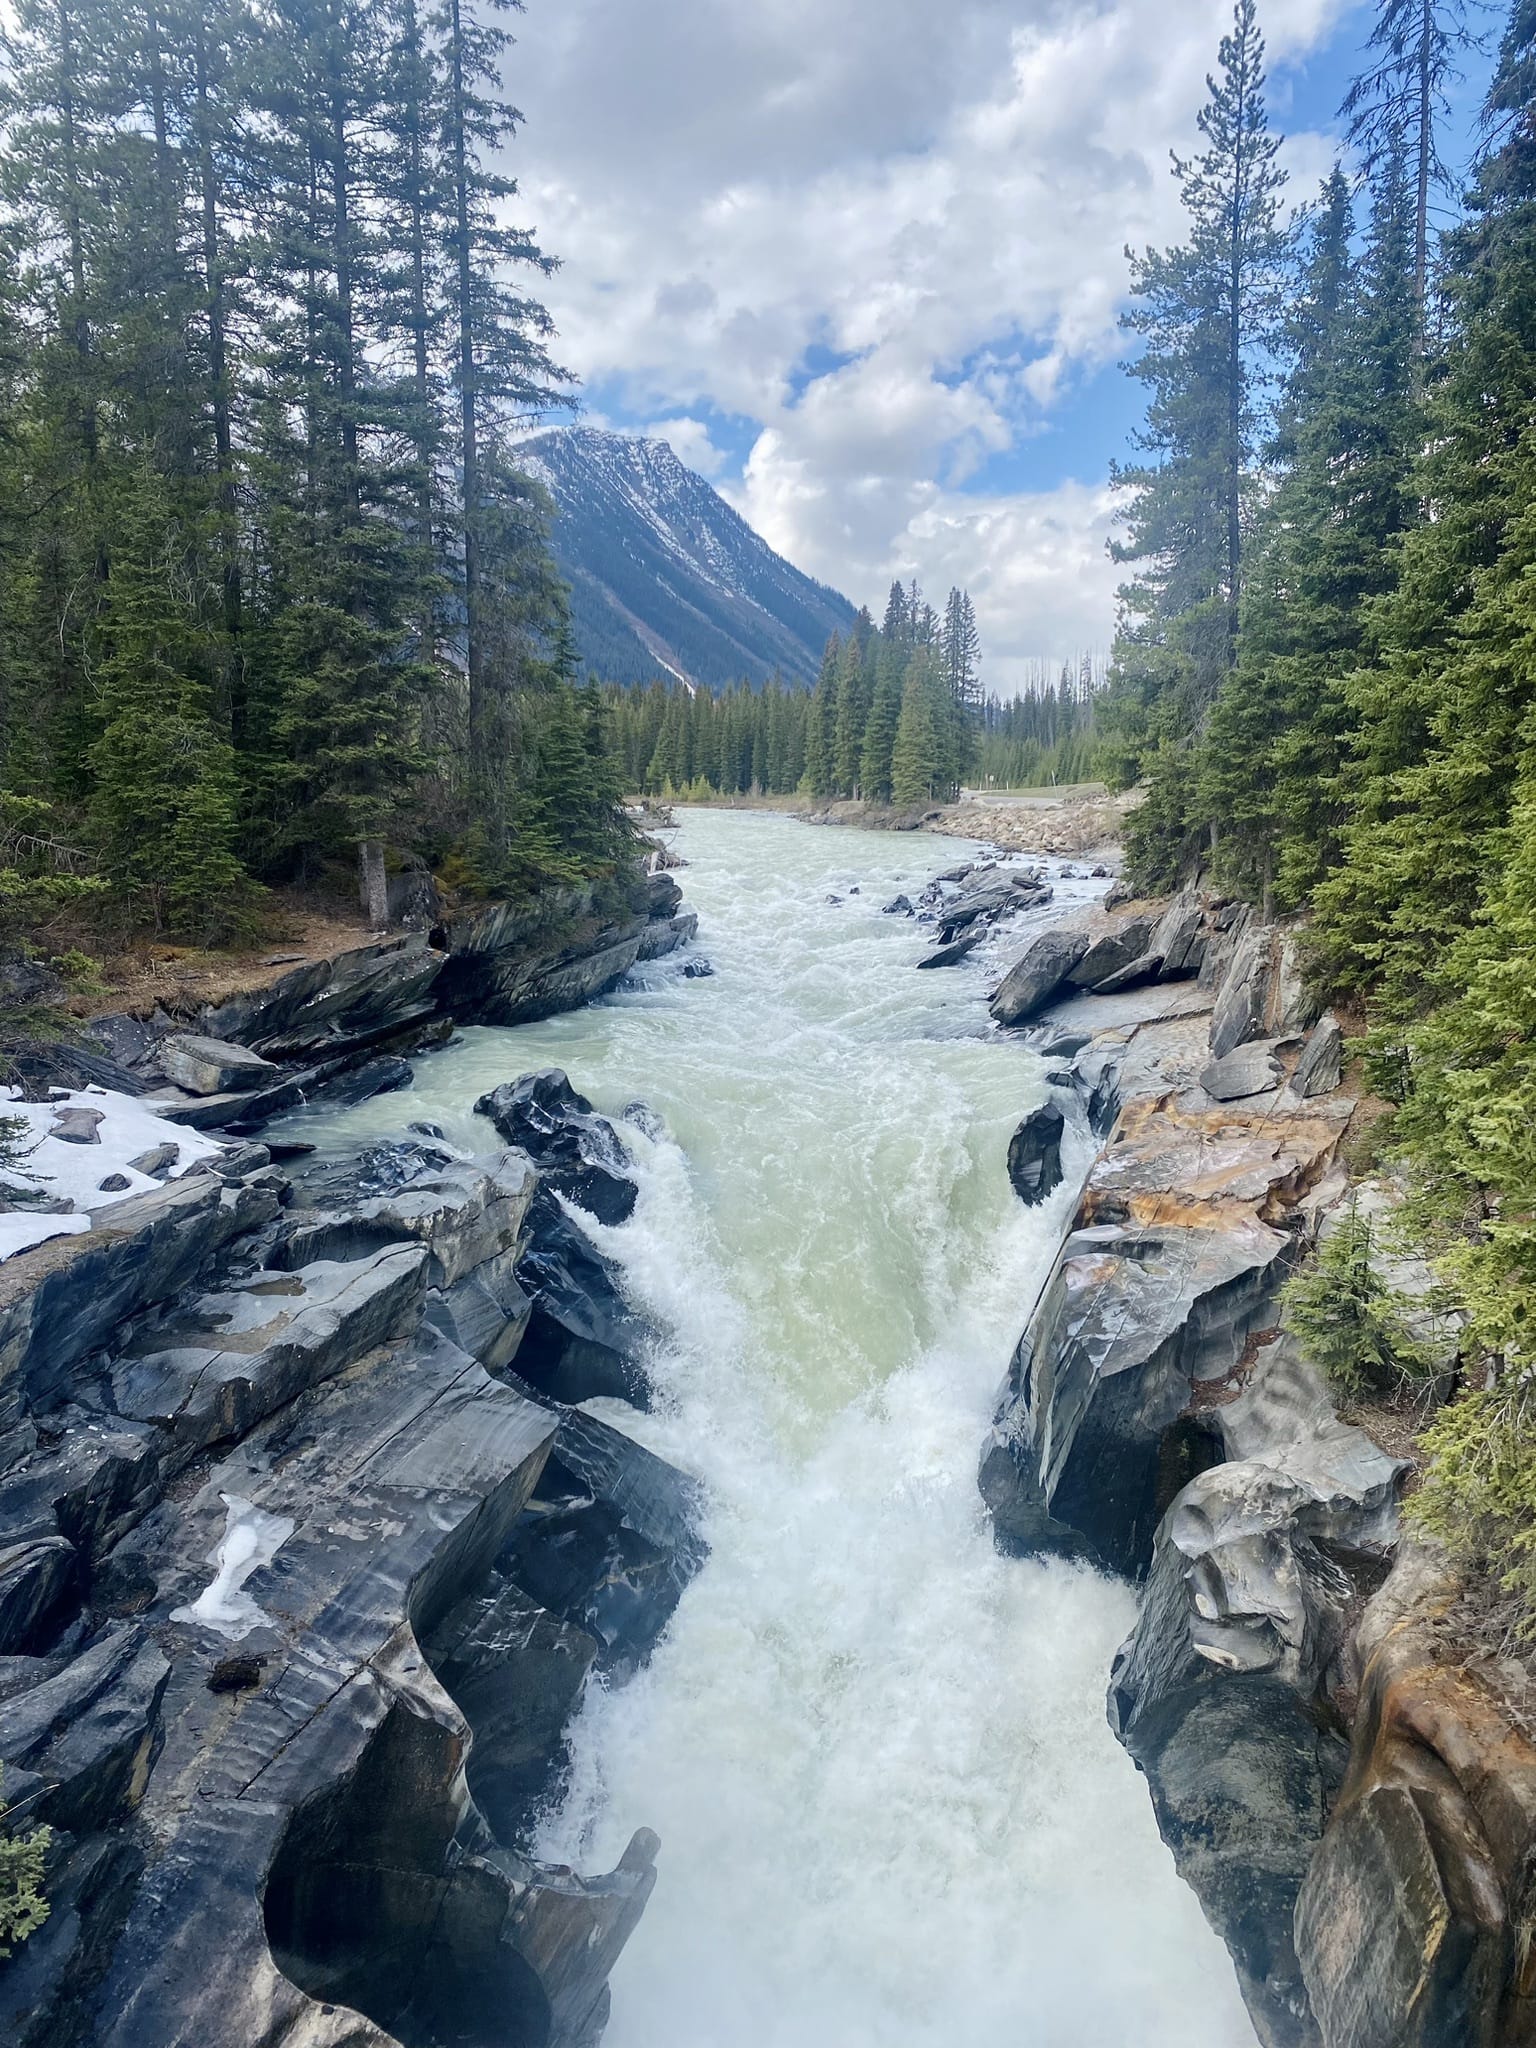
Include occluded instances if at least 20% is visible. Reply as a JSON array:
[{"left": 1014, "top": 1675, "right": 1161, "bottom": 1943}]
[{"left": 0, "top": 1085, "right": 225, "bottom": 1258}]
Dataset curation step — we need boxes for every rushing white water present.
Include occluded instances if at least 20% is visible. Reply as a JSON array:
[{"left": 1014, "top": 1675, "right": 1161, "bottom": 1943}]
[{"left": 283, "top": 810, "right": 1256, "bottom": 2048}]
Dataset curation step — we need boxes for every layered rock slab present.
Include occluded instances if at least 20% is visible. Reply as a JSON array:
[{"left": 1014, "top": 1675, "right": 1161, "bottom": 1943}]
[
  {"left": 1108, "top": 1338, "right": 1408, "bottom": 2048},
  {"left": 1294, "top": 1543, "right": 1536, "bottom": 2048},
  {"left": 982, "top": 1065, "right": 1350, "bottom": 1576},
  {"left": 0, "top": 1132, "right": 696, "bottom": 2048}
]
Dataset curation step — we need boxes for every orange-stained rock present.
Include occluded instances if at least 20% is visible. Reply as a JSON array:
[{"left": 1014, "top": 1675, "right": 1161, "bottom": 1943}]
[{"left": 1296, "top": 1544, "right": 1536, "bottom": 2048}]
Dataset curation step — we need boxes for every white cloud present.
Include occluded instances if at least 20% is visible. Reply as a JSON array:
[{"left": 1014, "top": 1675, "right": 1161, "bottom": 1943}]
[{"left": 508, "top": 0, "right": 1351, "bottom": 674}]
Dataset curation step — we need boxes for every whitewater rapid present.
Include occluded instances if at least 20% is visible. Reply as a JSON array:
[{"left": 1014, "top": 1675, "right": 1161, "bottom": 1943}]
[{"left": 285, "top": 809, "right": 1256, "bottom": 2048}]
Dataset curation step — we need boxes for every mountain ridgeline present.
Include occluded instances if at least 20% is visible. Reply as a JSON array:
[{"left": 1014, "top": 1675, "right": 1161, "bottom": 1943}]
[{"left": 519, "top": 428, "right": 858, "bottom": 688}]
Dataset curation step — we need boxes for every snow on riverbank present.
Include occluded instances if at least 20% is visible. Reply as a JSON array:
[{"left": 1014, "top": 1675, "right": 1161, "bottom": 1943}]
[{"left": 0, "top": 1087, "right": 224, "bottom": 1260}]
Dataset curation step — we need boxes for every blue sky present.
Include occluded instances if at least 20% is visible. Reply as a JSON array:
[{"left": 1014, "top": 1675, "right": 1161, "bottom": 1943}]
[{"left": 512, "top": 0, "right": 1501, "bottom": 685}]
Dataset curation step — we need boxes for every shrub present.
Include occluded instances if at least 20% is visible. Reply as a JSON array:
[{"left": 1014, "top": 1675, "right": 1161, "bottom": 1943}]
[
  {"left": 0, "top": 1770, "right": 50, "bottom": 1957},
  {"left": 1409, "top": 1375, "right": 1536, "bottom": 1640},
  {"left": 1283, "top": 1201, "right": 1435, "bottom": 1396}
]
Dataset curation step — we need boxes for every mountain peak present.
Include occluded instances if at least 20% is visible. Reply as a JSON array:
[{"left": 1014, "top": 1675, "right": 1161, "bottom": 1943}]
[{"left": 519, "top": 425, "right": 856, "bottom": 688}]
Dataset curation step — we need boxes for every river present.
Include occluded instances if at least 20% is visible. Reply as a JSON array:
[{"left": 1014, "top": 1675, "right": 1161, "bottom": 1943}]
[{"left": 282, "top": 808, "right": 1256, "bottom": 2048}]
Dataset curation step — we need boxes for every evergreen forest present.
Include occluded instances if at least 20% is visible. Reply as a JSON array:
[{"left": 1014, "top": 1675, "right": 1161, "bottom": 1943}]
[
  {"left": 1101, "top": 0, "right": 1536, "bottom": 1593},
  {"left": 605, "top": 630, "right": 1102, "bottom": 804},
  {"left": 605, "top": 582, "right": 1017, "bottom": 805},
  {"left": 0, "top": 0, "right": 632, "bottom": 976}
]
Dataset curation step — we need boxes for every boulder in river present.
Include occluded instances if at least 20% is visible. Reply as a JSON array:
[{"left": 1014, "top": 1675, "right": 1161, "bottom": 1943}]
[
  {"left": 990, "top": 927, "right": 1093, "bottom": 1025},
  {"left": 981, "top": 1083, "right": 1352, "bottom": 1576},
  {"left": 515, "top": 1186, "right": 653, "bottom": 1406},
  {"left": 917, "top": 934, "right": 983, "bottom": 969},
  {"left": 477, "top": 1068, "right": 638, "bottom": 1227},
  {"left": 1006, "top": 1104, "right": 1065, "bottom": 1205}
]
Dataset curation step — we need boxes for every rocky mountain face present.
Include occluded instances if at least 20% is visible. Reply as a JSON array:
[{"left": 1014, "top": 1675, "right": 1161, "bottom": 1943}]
[
  {"left": 981, "top": 890, "right": 1536, "bottom": 2048},
  {"left": 518, "top": 427, "right": 855, "bottom": 687}
]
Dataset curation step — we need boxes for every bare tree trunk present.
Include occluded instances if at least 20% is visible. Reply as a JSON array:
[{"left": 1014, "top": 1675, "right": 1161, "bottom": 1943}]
[{"left": 359, "top": 838, "right": 389, "bottom": 927}]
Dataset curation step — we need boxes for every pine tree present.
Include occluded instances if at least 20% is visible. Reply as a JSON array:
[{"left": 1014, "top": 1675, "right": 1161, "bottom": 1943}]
[
  {"left": 88, "top": 471, "right": 251, "bottom": 939},
  {"left": 1311, "top": 0, "right": 1536, "bottom": 1009},
  {"left": 437, "top": 0, "right": 571, "bottom": 863},
  {"left": 1197, "top": 149, "right": 1418, "bottom": 910},
  {"left": 800, "top": 636, "right": 840, "bottom": 796},
  {"left": 1342, "top": 0, "right": 1486, "bottom": 366},
  {"left": 890, "top": 653, "right": 945, "bottom": 807},
  {"left": 831, "top": 633, "right": 871, "bottom": 796},
  {"left": 939, "top": 587, "right": 982, "bottom": 714},
  {"left": 1104, "top": 0, "right": 1288, "bottom": 878}
]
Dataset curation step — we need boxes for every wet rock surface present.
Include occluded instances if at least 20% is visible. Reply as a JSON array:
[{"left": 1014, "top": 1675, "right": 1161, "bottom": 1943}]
[
  {"left": 1293, "top": 1542, "right": 1536, "bottom": 2048},
  {"left": 974, "top": 882, "right": 1490, "bottom": 2048},
  {"left": 1108, "top": 1338, "right": 1407, "bottom": 2047},
  {"left": 72, "top": 865, "right": 696, "bottom": 1139},
  {"left": 1005, "top": 1103, "right": 1066, "bottom": 1205},
  {"left": 0, "top": 1119, "right": 701, "bottom": 2047},
  {"left": 475, "top": 1069, "right": 639, "bottom": 1227}
]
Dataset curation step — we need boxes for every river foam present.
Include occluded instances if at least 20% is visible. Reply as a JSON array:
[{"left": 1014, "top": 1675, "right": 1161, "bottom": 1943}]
[{"left": 280, "top": 809, "right": 1256, "bottom": 2048}]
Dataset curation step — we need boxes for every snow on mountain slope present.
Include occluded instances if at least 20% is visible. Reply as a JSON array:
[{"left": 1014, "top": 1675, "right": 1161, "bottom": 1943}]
[{"left": 519, "top": 427, "right": 857, "bottom": 688}]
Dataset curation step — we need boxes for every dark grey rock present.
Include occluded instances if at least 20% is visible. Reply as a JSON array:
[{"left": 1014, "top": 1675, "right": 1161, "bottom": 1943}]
[
  {"left": 1006, "top": 1104, "right": 1066, "bottom": 1205},
  {"left": 8, "top": 1042, "right": 151, "bottom": 1099},
  {"left": 0, "top": 1535, "right": 78, "bottom": 1657},
  {"left": 50, "top": 1107, "right": 104, "bottom": 1145},
  {"left": 1202, "top": 1041, "right": 1286, "bottom": 1102},
  {"left": 621, "top": 1101, "right": 666, "bottom": 1142},
  {"left": 990, "top": 927, "right": 1092, "bottom": 1026},
  {"left": 980, "top": 1218, "right": 1291, "bottom": 1576},
  {"left": 917, "top": 934, "right": 982, "bottom": 969},
  {"left": 0, "top": 1173, "right": 282, "bottom": 1423},
  {"left": 278, "top": 1151, "right": 534, "bottom": 1288},
  {"left": 0, "top": 1623, "right": 170, "bottom": 1834},
  {"left": 502, "top": 1407, "right": 705, "bottom": 1675},
  {"left": 1210, "top": 925, "right": 1275, "bottom": 1060},
  {"left": 476, "top": 1070, "right": 637, "bottom": 1228},
  {"left": 159, "top": 1036, "right": 280, "bottom": 1098},
  {"left": 1292, "top": 1013, "right": 1343, "bottom": 1100},
  {"left": 203, "top": 931, "right": 447, "bottom": 1061},
  {"left": 125, "top": 1143, "right": 178, "bottom": 1179},
  {"left": 936, "top": 866, "right": 1051, "bottom": 941},
  {"left": 96, "top": 1174, "right": 132, "bottom": 1194},
  {"left": 424, "top": 1246, "right": 532, "bottom": 1373},
  {"left": 309, "top": 1053, "right": 414, "bottom": 1108},
  {"left": 1108, "top": 1339, "right": 1407, "bottom": 2047},
  {"left": 1071, "top": 914, "right": 1159, "bottom": 991},
  {"left": 424, "top": 1575, "right": 596, "bottom": 1841},
  {"left": 82, "top": 1332, "right": 654, "bottom": 2048},
  {"left": 515, "top": 1189, "right": 652, "bottom": 1407},
  {"left": 434, "top": 872, "right": 692, "bottom": 1027},
  {"left": 84, "top": 1015, "right": 162, "bottom": 1071},
  {"left": 882, "top": 895, "right": 913, "bottom": 916},
  {"left": 107, "top": 1244, "right": 430, "bottom": 1469}
]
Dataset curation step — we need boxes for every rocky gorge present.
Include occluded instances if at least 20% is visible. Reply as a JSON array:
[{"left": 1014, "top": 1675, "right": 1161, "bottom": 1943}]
[
  {"left": 0, "top": 868, "right": 702, "bottom": 2047},
  {"left": 978, "top": 885, "right": 1536, "bottom": 2048},
  {"left": 5, "top": 807, "right": 1530, "bottom": 2048}
]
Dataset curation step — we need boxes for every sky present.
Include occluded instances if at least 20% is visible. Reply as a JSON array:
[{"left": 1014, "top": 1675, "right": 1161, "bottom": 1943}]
[{"left": 505, "top": 0, "right": 1496, "bottom": 691}]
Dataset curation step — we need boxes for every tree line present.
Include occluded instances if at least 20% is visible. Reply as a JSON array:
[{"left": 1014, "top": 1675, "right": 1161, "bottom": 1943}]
[
  {"left": 0, "top": 0, "right": 632, "bottom": 959},
  {"left": 607, "top": 581, "right": 984, "bottom": 805},
  {"left": 1104, "top": 0, "right": 1536, "bottom": 1605}
]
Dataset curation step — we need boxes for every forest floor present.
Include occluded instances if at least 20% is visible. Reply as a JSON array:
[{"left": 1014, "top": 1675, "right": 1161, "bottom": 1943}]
[{"left": 78, "top": 898, "right": 378, "bottom": 1025}]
